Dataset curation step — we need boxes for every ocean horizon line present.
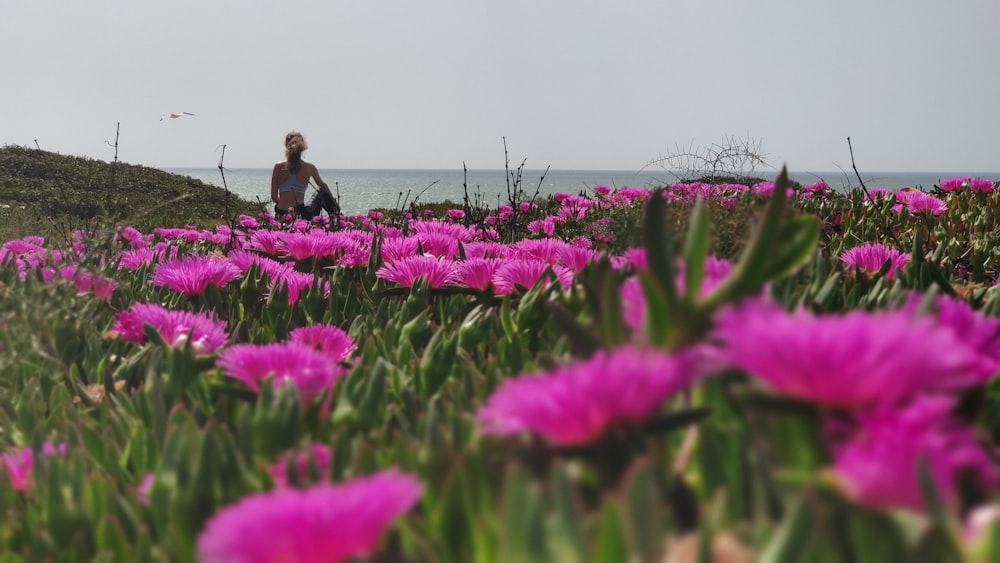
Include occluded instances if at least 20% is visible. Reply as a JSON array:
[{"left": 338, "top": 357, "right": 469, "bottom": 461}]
[{"left": 165, "top": 166, "right": 1000, "bottom": 175}]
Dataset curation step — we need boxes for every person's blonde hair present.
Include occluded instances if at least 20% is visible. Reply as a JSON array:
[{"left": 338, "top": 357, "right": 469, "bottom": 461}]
[{"left": 284, "top": 132, "right": 307, "bottom": 173}]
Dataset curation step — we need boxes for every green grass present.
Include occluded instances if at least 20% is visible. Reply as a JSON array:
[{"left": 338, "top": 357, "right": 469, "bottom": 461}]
[{"left": 0, "top": 145, "right": 263, "bottom": 241}]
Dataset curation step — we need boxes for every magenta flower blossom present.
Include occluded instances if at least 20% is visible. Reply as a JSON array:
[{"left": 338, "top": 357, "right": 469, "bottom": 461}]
[
  {"left": 968, "top": 178, "right": 995, "bottom": 193},
  {"left": 478, "top": 347, "right": 704, "bottom": 446},
  {"left": 463, "top": 241, "right": 508, "bottom": 259},
  {"left": 271, "top": 269, "right": 319, "bottom": 304},
  {"left": 714, "top": 299, "right": 983, "bottom": 409},
  {"left": 151, "top": 255, "right": 241, "bottom": 295},
  {"left": 415, "top": 232, "right": 459, "bottom": 259},
  {"left": 216, "top": 342, "right": 346, "bottom": 399},
  {"left": 840, "top": 242, "right": 910, "bottom": 278},
  {"left": 239, "top": 214, "right": 260, "bottom": 228},
  {"left": 829, "top": 396, "right": 996, "bottom": 513},
  {"left": 278, "top": 231, "right": 340, "bottom": 260},
  {"left": 2, "top": 442, "right": 67, "bottom": 491},
  {"left": 618, "top": 256, "right": 734, "bottom": 335},
  {"left": 512, "top": 238, "right": 571, "bottom": 265},
  {"left": 269, "top": 444, "right": 334, "bottom": 488},
  {"left": 939, "top": 177, "right": 970, "bottom": 192},
  {"left": 110, "top": 303, "right": 228, "bottom": 354},
  {"left": 196, "top": 469, "right": 422, "bottom": 563},
  {"left": 289, "top": 324, "right": 357, "bottom": 361},
  {"left": 381, "top": 235, "right": 420, "bottom": 263},
  {"left": 899, "top": 292, "right": 1000, "bottom": 382},
  {"left": 492, "top": 258, "right": 573, "bottom": 294},
  {"left": 447, "top": 208, "right": 465, "bottom": 220},
  {"left": 117, "top": 248, "right": 157, "bottom": 270},
  {"left": 137, "top": 472, "right": 154, "bottom": 505},
  {"left": 454, "top": 257, "right": 503, "bottom": 290},
  {"left": 376, "top": 255, "right": 457, "bottom": 288},
  {"left": 249, "top": 230, "right": 285, "bottom": 255},
  {"left": 409, "top": 218, "right": 474, "bottom": 242},
  {"left": 116, "top": 225, "right": 148, "bottom": 248},
  {"left": 893, "top": 189, "right": 947, "bottom": 215},
  {"left": 227, "top": 250, "right": 289, "bottom": 280}
]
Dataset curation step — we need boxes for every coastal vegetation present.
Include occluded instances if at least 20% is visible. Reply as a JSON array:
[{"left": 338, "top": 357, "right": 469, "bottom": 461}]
[{"left": 1, "top": 147, "right": 999, "bottom": 561}]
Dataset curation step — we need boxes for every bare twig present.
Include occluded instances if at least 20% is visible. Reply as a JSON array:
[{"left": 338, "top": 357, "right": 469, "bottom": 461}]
[
  {"left": 216, "top": 144, "right": 239, "bottom": 249},
  {"left": 847, "top": 137, "right": 902, "bottom": 248}
]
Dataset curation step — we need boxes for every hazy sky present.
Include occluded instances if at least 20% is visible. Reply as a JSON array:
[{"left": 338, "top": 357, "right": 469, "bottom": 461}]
[{"left": 3, "top": 1, "right": 998, "bottom": 173}]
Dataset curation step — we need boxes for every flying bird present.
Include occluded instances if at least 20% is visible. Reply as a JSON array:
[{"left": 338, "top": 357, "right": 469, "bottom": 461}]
[{"left": 160, "top": 112, "right": 196, "bottom": 121}]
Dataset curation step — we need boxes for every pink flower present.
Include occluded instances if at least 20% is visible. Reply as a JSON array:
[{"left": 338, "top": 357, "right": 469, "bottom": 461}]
[
  {"left": 227, "top": 250, "right": 289, "bottom": 280},
  {"left": 899, "top": 292, "right": 1000, "bottom": 382},
  {"left": 512, "top": 238, "right": 570, "bottom": 265},
  {"left": 463, "top": 241, "right": 508, "bottom": 259},
  {"left": 968, "top": 178, "right": 995, "bottom": 193},
  {"left": 477, "top": 347, "right": 704, "bottom": 446},
  {"left": 151, "top": 255, "right": 241, "bottom": 295},
  {"left": 239, "top": 214, "right": 260, "bottom": 228},
  {"left": 2, "top": 442, "right": 67, "bottom": 491},
  {"left": 939, "top": 177, "right": 970, "bottom": 192},
  {"left": 893, "top": 189, "right": 946, "bottom": 215},
  {"left": 216, "top": 342, "right": 345, "bottom": 399},
  {"left": 289, "top": 324, "right": 357, "bottom": 361},
  {"left": 619, "top": 256, "right": 734, "bottom": 335},
  {"left": 840, "top": 242, "right": 910, "bottom": 278},
  {"left": 269, "top": 444, "right": 333, "bottom": 488},
  {"left": 110, "top": 303, "right": 228, "bottom": 354},
  {"left": 270, "top": 270, "right": 319, "bottom": 305},
  {"left": 196, "top": 470, "right": 422, "bottom": 563},
  {"left": 415, "top": 232, "right": 459, "bottom": 259},
  {"left": 830, "top": 396, "right": 996, "bottom": 513},
  {"left": 447, "top": 208, "right": 465, "bottom": 220},
  {"left": 454, "top": 257, "right": 503, "bottom": 290},
  {"left": 714, "top": 299, "right": 983, "bottom": 409},
  {"left": 593, "top": 185, "right": 611, "bottom": 196},
  {"left": 278, "top": 231, "right": 340, "bottom": 260},
  {"left": 249, "top": 230, "right": 285, "bottom": 255},
  {"left": 380, "top": 236, "right": 420, "bottom": 263},
  {"left": 491, "top": 258, "right": 573, "bottom": 294},
  {"left": 138, "top": 472, "right": 154, "bottom": 505},
  {"left": 376, "top": 255, "right": 457, "bottom": 288}
]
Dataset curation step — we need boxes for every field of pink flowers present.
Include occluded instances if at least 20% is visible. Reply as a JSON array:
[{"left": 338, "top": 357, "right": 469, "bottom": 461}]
[{"left": 1, "top": 168, "right": 999, "bottom": 561}]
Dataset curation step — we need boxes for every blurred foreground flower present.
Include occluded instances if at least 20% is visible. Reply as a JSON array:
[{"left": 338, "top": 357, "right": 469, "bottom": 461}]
[
  {"left": 477, "top": 347, "right": 704, "bottom": 446},
  {"left": 109, "top": 302, "right": 228, "bottom": 354},
  {"left": 196, "top": 469, "right": 422, "bottom": 563},
  {"left": 829, "top": 396, "right": 996, "bottom": 513},
  {"left": 714, "top": 299, "right": 982, "bottom": 408},
  {"left": 2, "top": 442, "right": 67, "bottom": 491}
]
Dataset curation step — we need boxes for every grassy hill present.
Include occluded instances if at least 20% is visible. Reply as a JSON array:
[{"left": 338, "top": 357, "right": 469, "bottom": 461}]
[{"left": 0, "top": 145, "right": 262, "bottom": 241}]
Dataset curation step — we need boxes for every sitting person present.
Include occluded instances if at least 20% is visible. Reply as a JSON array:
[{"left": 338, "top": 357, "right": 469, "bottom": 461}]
[{"left": 270, "top": 131, "right": 341, "bottom": 220}]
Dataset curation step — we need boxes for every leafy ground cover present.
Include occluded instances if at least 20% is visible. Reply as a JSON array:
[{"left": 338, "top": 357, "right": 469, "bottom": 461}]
[{"left": 1, "top": 155, "right": 999, "bottom": 561}]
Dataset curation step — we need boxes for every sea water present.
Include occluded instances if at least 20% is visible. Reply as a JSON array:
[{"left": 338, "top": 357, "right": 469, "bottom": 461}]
[{"left": 164, "top": 167, "right": 997, "bottom": 216}]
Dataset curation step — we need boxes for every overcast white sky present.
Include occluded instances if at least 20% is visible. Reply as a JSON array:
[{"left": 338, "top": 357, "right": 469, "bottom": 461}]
[{"left": 2, "top": 1, "right": 998, "bottom": 173}]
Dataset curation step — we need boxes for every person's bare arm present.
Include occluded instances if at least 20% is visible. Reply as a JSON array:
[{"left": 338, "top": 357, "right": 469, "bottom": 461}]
[
  {"left": 309, "top": 163, "right": 330, "bottom": 190},
  {"left": 270, "top": 163, "right": 281, "bottom": 203}
]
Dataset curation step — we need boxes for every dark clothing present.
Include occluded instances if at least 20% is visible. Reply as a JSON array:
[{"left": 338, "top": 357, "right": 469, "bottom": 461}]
[{"left": 275, "top": 187, "right": 340, "bottom": 221}]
